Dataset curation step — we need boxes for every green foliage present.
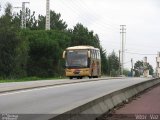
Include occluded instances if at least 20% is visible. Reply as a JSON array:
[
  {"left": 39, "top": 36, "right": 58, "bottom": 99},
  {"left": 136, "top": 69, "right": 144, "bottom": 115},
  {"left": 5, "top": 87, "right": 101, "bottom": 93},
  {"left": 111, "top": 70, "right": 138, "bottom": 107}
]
[
  {"left": 0, "top": 2, "right": 112, "bottom": 79},
  {"left": 11, "top": 9, "right": 67, "bottom": 30},
  {"left": 110, "top": 69, "right": 119, "bottom": 77},
  {"left": 70, "top": 23, "right": 101, "bottom": 48},
  {"left": 108, "top": 51, "right": 120, "bottom": 76},
  {"left": 37, "top": 10, "right": 67, "bottom": 30},
  {"left": 0, "top": 3, "right": 28, "bottom": 78},
  {"left": 70, "top": 23, "right": 109, "bottom": 75},
  {"left": 23, "top": 30, "right": 71, "bottom": 77},
  {"left": 134, "top": 61, "right": 143, "bottom": 77},
  {"left": 123, "top": 69, "right": 130, "bottom": 77},
  {"left": 148, "top": 63, "right": 154, "bottom": 75},
  {"left": 0, "top": 3, "right": 12, "bottom": 29},
  {"left": 27, "top": 37, "right": 58, "bottom": 77},
  {"left": 0, "top": 76, "right": 65, "bottom": 83},
  {"left": 134, "top": 60, "right": 153, "bottom": 77},
  {"left": 101, "top": 49, "right": 108, "bottom": 75},
  {"left": 0, "top": 30, "right": 17, "bottom": 78},
  {"left": 26, "top": 9, "right": 38, "bottom": 30}
]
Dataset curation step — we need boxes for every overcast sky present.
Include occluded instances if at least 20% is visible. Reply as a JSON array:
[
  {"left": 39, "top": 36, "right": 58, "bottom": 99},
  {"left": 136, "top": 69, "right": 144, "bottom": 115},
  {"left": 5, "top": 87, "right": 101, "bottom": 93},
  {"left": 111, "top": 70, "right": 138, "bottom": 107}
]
[{"left": 1, "top": 0, "right": 160, "bottom": 70}]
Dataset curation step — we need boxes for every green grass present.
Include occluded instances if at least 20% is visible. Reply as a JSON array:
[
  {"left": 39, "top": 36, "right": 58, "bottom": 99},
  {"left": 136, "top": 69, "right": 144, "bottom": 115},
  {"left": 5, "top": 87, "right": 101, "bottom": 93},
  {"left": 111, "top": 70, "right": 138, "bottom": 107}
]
[{"left": 0, "top": 76, "right": 67, "bottom": 83}]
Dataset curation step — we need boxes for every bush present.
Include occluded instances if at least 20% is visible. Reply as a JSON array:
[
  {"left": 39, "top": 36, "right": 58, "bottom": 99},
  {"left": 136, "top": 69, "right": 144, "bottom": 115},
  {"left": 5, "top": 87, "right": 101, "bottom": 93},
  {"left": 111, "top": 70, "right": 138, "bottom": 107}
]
[
  {"left": 25, "top": 30, "right": 70, "bottom": 77},
  {"left": 0, "top": 29, "right": 28, "bottom": 78}
]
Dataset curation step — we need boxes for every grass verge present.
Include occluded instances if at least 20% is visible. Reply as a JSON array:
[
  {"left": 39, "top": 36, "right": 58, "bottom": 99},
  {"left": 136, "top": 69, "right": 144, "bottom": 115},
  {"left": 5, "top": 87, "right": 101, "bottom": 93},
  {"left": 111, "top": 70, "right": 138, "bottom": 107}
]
[{"left": 0, "top": 76, "right": 67, "bottom": 83}]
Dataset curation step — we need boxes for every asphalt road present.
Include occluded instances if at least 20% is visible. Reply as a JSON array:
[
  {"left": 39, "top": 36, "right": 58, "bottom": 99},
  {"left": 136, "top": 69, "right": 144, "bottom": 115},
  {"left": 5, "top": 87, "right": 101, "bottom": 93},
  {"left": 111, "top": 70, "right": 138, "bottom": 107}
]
[{"left": 0, "top": 78, "right": 150, "bottom": 114}]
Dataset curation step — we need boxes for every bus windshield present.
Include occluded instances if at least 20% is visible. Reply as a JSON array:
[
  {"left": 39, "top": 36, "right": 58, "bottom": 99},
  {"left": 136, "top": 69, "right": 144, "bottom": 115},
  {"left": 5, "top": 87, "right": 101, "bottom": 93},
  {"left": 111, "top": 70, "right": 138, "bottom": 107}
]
[{"left": 66, "top": 50, "right": 88, "bottom": 68}]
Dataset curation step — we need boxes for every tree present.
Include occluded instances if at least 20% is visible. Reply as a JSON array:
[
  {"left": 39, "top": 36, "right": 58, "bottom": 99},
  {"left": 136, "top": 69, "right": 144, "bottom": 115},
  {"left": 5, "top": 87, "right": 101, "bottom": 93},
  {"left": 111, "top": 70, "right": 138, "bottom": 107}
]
[
  {"left": 123, "top": 69, "right": 130, "bottom": 77},
  {"left": 0, "top": 2, "right": 109, "bottom": 79},
  {"left": 134, "top": 60, "right": 153, "bottom": 77},
  {"left": 108, "top": 51, "right": 120, "bottom": 76},
  {"left": 0, "top": 3, "right": 12, "bottom": 29},
  {"left": 12, "top": 8, "right": 38, "bottom": 29},
  {"left": 101, "top": 49, "right": 108, "bottom": 75},
  {"left": 26, "top": 8, "right": 38, "bottom": 30},
  {"left": 70, "top": 23, "right": 109, "bottom": 75},
  {"left": 71, "top": 23, "right": 101, "bottom": 47},
  {"left": 0, "top": 3, "right": 28, "bottom": 78},
  {"left": 37, "top": 10, "right": 67, "bottom": 30},
  {"left": 24, "top": 30, "right": 71, "bottom": 77},
  {"left": 27, "top": 32, "right": 59, "bottom": 77},
  {"left": 12, "top": 9, "right": 67, "bottom": 30}
]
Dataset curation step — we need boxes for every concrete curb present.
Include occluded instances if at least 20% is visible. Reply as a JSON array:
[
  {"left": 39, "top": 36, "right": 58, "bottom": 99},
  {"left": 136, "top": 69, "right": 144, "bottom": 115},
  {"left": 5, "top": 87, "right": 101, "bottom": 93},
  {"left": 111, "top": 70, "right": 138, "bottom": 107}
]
[
  {"left": 0, "top": 77, "right": 123, "bottom": 93},
  {"left": 50, "top": 78, "right": 160, "bottom": 120}
]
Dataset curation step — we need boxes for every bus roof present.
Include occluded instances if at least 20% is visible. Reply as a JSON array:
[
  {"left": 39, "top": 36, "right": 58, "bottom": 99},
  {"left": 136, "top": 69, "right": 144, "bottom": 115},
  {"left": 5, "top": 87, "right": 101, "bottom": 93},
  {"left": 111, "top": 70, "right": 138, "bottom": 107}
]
[{"left": 66, "top": 45, "right": 99, "bottom": 50}]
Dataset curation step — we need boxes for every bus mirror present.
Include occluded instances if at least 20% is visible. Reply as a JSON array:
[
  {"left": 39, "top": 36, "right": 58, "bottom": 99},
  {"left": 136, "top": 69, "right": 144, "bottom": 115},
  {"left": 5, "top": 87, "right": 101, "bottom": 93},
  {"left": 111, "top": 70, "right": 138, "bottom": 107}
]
[
  {"left": 88, "top": 51, "right": 91, "bottom": 58},
  {"left": 63, "top": 65, "right": 66, "bottom": 69},
  {"left": 62, "top": 51, "right": 66, "bottom": 58}
]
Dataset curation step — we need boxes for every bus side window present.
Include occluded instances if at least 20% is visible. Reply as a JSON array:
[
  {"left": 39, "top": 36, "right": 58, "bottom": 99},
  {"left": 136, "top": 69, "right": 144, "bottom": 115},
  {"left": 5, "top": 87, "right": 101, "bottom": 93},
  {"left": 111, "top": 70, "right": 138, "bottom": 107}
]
[
  {"left": 93, "top": 50, "right": 96, "bottom": 59},
  {"left": 95, "top": 50, "right": 98, "bottom": 59},
  {"left": 96, "top": 50, "right": 99, "bottom": 59},
  {"left": 94, "top": 50, "right": 96, "bottom": 59},
  {"left": 91, "top": 50, "right": 94, "bottom": 58},
  {"left": 91, "top": 50, "right": 93, "bottom": 58},
  {"left": 96, "top": 50, "right": 97, "bottom": 59},
  {"left": 97, "top": 51, "right": 100, "bottom": 59}
]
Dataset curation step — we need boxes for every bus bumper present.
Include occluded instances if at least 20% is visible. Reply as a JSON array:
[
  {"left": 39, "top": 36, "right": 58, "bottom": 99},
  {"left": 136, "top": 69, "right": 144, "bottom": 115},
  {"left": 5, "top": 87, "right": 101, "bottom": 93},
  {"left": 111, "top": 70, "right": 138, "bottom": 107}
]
[{"left": 65, "top": 68, "right": 90, "bottom": 77}]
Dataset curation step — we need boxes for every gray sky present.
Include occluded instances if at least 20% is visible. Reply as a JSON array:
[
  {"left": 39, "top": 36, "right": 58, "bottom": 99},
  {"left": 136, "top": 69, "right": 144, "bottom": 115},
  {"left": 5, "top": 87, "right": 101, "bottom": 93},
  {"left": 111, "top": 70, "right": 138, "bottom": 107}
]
[{"left": 1, "top": 0, "right": 160, "bottom": 70}]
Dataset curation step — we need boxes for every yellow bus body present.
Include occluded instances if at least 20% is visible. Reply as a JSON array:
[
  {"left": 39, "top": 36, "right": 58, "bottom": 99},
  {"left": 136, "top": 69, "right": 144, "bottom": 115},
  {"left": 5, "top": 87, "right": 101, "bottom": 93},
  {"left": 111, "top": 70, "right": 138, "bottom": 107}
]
[{"left": 63, "top": 45, "right": 101, "bottom": 79}]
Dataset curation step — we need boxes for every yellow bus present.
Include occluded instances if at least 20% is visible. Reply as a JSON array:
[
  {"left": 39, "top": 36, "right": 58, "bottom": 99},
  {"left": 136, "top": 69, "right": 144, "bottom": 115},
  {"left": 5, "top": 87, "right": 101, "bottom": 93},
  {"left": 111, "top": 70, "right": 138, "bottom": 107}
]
[{"left": 62, "top": 45, "right": 101, "bottom": 79}]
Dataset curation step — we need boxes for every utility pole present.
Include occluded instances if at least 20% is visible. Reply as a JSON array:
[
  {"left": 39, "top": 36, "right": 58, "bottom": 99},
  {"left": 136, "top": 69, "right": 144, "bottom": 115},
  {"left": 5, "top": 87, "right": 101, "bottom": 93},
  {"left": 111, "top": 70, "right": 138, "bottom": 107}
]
[
  {"left": 131, "top": 58, "right": 133, "bottom": 77},
  {"left": 120, "top": 25, "right": 126, "bottom": 75},
  {"left": 119, "top": 50, "right": 121, "bottom": 75},
  {"left": 46, "top": 0, "right": 50, "bottom": 30},
  {"left": 21, "top": 2, "right": 29, "bottom": 29}
]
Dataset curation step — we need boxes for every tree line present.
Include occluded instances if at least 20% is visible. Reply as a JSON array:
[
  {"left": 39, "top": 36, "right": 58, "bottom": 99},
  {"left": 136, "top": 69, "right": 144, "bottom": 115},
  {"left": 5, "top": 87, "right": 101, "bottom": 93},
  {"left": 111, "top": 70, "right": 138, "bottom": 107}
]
[{"left": 0, "top": 3, "right": 152, "bottom": 79}]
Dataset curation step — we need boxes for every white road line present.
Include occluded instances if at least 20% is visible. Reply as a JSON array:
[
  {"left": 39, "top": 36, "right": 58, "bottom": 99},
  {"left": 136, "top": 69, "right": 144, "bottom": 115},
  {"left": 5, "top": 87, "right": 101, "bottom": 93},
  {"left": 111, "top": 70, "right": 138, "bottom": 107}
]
[
  {"left": 0, "top": 78, "right": 148, "bottom": 97},
  {"left": 0, "top": 83, "right": 76, "bottom": 97}
]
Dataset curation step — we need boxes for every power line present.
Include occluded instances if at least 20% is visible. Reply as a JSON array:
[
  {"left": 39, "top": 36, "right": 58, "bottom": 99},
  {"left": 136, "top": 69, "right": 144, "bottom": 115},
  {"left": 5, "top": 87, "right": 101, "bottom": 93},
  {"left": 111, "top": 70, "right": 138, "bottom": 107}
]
[
  {"left": 123, "top": 60, "right": 131, "bottom": 64},
  {"left": 66, "top": 0, "right": 120, "bottom": 32},
  {"left": 125, "top": 51, "right": 157, "bottom": 56}
]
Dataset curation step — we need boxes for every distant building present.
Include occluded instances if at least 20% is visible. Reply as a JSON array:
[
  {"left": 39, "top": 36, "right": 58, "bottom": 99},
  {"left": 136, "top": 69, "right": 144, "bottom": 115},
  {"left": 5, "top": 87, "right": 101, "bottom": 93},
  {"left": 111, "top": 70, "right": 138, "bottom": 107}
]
[
  {"left": 156, "top": 52, "right": 160, "bottom": 77},
  {"left": 143, "top": 57, "right": 149, "bottom": 77}
]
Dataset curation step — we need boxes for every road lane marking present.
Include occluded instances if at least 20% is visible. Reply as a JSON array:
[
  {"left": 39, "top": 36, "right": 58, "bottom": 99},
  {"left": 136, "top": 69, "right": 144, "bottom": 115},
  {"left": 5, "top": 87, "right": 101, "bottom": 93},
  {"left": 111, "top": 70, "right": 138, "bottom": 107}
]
[
  {"left": 0, "top": 83, "right": 77, "bottom": 97},
  {"left": 0, "top": 79, "right": 147, "bottom": 97},
  {"left": 0, "top": 80, "right": 104, "bottom": 97}
]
